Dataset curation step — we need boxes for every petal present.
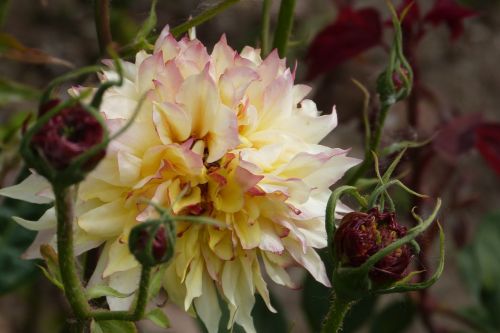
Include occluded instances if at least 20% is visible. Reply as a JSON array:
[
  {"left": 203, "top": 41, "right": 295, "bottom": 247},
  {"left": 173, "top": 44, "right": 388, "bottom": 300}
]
[
  {"left": 262, "top": 252, "right": 297, "bottom": 288},
  {"left": 107, "top": 266, "right": 141, "bottom": 311},
  {"left": 103, "top": 238, "right": 139, "bottom": 277},
  {"left": 211, "top": 34, "right": 236, "bottom": 78},
  {"left": 176, "top": 68, "right": 219, "bottom": 138},
  {"left": 283, "top": 238, "right": 331, "bottom": 287},
  {"left": 184, "top": 257, "right": 203, "bottom": 310},
  {"left": 13, "top": 207, "right": 56, "bottom": 231},
  {"left": 117, "top": 151, "right": 142, "bottom": 185},
  {"left": 194, "top": 272, "right": 222, "bottom": 333},
  {"left": 152, "top": 101, "right": 192, "bottom": 144},
  {"left": 0, "top": 174, "right": 52, "bottom": 204},
  {"left": 78, "top": 199, "right": 136, "bottom": 238},
  {"left": 219, "top": 66, "right": 259, "bottom": 107},
  {"left": 206, "top": 104, "right": 239, "bottom": 163}
]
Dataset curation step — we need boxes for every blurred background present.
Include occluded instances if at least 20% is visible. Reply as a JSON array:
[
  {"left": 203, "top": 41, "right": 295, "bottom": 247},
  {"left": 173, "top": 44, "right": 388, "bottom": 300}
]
[{"left": 0, "top": 0, "right": 499, "bottom": 332}]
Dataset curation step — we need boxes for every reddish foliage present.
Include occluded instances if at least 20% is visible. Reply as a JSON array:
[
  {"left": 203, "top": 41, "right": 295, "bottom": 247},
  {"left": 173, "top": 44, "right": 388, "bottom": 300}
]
[
  {"left": 424, "top": 0, "right": 478, "bottom": 40},
  {"left": 475, "top": 123, "right": 500, "bottom": 176},
  {"left": 433, "top": 113, "right": 483, "bottom": 163},
  {"left": 306, "top": 7, "right": 382, "bottom": 79}
]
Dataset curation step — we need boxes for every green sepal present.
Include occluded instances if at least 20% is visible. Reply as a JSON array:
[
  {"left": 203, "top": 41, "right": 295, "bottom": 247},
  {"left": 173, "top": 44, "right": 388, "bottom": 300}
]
[{"left": 128, "top": 219, "right": 176, "bottom": 267}]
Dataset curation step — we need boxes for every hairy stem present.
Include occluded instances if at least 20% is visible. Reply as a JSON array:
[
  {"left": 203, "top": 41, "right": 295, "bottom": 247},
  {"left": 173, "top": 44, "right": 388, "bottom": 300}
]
[
  {"left": 55, "top": 186, "right": 91, "bottom": 325},
  {"left": 170, "top": 0, "right": 240, "bottom": 38},
  {"left": 321, "top": 293, "right": 354, "bottom": 333},
  {"left": 273, "top": 0, "right": 296, "bottom": 57},
  {"left": 94, "top": 0, "right": 113, "bottom": 55},
  {"left": 260, "top": 0, "right": 273, "bottom": 56}
]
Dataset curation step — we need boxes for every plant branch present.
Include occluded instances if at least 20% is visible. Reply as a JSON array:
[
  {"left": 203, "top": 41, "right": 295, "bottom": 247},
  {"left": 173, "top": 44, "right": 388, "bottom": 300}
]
[
  {"left": 273, "top": 0, "right": 296, "bottom": 57},
  {"left": 55, "top": 186, "right": 91, "bottom": 322},
  {"left": 94, "top": 0, "right": 113, "bottom": 55},
  {"left": 170, "top": 0, "right": 240, "bottom": 38},
  {"left": 321, "top": 293, "right": 354, "bottom": 333},
  {"left": 260, "top": 0, "right": 273, "bottom": 56}
]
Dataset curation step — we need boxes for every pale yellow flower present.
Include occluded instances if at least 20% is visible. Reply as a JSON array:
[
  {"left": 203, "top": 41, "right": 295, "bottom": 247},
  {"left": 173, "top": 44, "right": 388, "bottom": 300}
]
[{"left": 0, "top": 27, "right": 360, "bottom": 332}]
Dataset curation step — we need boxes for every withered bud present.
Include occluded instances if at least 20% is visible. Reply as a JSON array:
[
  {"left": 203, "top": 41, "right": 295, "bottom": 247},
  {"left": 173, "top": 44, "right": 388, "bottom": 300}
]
[
  {"left": 334, "top": 208, "right": 412, "bottom": 283},
  {"left": 31, "top": 99, "right": 105, "bottom": 171}
]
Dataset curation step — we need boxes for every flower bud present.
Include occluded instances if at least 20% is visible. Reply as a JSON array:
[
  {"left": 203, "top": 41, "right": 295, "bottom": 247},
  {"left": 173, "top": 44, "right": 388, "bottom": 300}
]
[
  {"left": 128, "top": 221, "right": 175, "bottom": 267},
  {"left": 334, "top": 208, "right": 412, "bottom": 283},
  {"left": 31, "top": 99, "right": 105, "bottom": 171}
]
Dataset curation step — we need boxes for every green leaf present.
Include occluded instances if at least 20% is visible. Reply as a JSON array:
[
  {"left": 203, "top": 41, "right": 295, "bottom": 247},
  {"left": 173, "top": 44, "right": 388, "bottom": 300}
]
[
  {"left": 370, "top": 298, "right": 415, "bottom": 333},
  {"left": 0, "top": 203, "right": 39, "bottom": 294},
  {"left": 86, "top": 284, "right": 132, "bottom": 300},
  {"left": 38, "top": 265, "right": 63, "bottom": 291},
  {"left": 135, "top": 0, "right": 158, "bottom": 43},
  {"left": 0, "top": 32, "right": 73, "bottom": 67},
  {"left": 144, "top": 308, "right": 170, "bottom": 328},
  {"left": 0, "top": 78, "right": 39, "bottom": 106},
  {"left": 91, "top": 320, "right": 137, "bottom": 333},
  {"left": 458, "top": 212, "right": 500, "bottom": 325}
]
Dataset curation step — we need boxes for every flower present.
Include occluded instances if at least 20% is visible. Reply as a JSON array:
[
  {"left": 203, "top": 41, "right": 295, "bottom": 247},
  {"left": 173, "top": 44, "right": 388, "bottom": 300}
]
[
  {"left": 0, "top": 26, "right": 360, "bottom": 332},
  {"left": 334, "top": 208, "right": 412, "bottom": 282},
  {"left": 31, "top": 99, "right": 105, "bottom": 170}
]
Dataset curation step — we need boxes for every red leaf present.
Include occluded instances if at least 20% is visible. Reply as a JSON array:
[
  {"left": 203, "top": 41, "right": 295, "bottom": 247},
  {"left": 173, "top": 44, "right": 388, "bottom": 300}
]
[
  {"left": 424, "top": 0, "right": 478, "bottom": 40},
  {"left": 306, "top": 7, "right": 382, "bottom": 79},
  {"left": 475, "top": 123, "right": 500, "bottom": 176},
  {"left": 433, "top": 113, "right": 483, "bottom": 163}
]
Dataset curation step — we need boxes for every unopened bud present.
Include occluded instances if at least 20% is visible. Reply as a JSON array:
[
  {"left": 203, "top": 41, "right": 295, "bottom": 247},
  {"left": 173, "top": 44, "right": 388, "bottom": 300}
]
[
  {"left": 31, "top": 99, "right": 105, "bottom": 171},
  {"left": 129, "top": 221, "right": 174, "bottom": 267},
  {"left": 334, "top": 208, "right": 412, "bottom": 283}
]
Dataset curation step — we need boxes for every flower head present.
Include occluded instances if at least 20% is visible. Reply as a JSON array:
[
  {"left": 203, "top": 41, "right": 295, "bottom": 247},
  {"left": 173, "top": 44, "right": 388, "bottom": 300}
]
[
  {"left": 2, "top": 26, "right": 360, "bottom": 333},
  {"left": 334, "top": 208, "right": 412, "bottom": 282},
  {"left": 31, "top": 99, "right": 105, "bottom": 170}
]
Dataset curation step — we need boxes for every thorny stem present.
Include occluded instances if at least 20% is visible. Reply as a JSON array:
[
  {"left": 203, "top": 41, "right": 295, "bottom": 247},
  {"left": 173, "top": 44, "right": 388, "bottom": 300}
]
[
  {"left": 321, "top": 293, "right": 354, "bottom": 333},
  {"left": 55, "top": 186, "right": 91, "bottom": 328},
  {"left": 94, "top": 0, "right": 113, "bottom": 55}
]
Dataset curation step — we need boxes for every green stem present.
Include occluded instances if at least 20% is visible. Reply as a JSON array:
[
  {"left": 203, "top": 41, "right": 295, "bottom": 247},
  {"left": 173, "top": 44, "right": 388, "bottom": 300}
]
[
  {"left": 321, "top": 293, "right": 354, "bottom": 333},
  {"left": 260, "top": 0, "right": 273, "bottom": 56},
  {"left": 90, "top": 265, "right": 152, "bottom": 321},
  {"left": 273, "top": 0, "right": 296, "bottom": 57},
  {"left": 94, "top": 0, "right": 113, "bottom": 55},
  {"left": 170, "top": 0, "right": 240, "bottom": 38},
  {"left": 55, "top": 186, "right": 91, "bottom": 320},
  {"left": 345, "top": 104, "right": 391, "bottom": 185}
]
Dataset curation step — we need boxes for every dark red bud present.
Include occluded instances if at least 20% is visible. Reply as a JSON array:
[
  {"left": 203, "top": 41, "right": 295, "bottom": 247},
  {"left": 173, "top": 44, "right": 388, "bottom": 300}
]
[
  {"left": 31, "top": 99, "right": 105, "bottom": 171},
  {"left": 334, "top": 208, "right": 412, "bottom": 283},
  {"left": 129, "top": 221, "right": 173, "bottom": 266},
  {"left": 136, "top": 225, "right": 167, "bottom": 261},
  {"left": 152, "top": 225, "right": 167, "bottom": 261}
]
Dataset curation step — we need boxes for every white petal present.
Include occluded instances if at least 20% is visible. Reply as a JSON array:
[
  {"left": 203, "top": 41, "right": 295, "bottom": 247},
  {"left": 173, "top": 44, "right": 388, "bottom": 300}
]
[
  {"left": 107, "top": 266, "right": 141, "bottom": 311},
  {"left": 194, "top": 271, "right": 222, "bottom": 333},
  {"left": 13, "top": 207, "right": 56, "bottom": 231},
  {"left": 0, "top": 174, "right": 52, "bottom": 204}
]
